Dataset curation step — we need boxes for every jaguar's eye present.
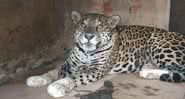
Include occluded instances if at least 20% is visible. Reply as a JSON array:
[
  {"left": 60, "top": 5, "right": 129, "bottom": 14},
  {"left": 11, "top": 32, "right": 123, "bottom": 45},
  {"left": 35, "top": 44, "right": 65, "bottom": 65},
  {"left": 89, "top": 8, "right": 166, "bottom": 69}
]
[{"left": 81, "top": 23, "right": 86, "bottom": 28}]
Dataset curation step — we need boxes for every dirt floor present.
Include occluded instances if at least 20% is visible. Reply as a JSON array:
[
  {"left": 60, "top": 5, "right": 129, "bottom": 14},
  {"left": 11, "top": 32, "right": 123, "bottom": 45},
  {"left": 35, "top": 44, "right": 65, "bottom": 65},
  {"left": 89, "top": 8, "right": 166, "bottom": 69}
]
[{"left": 0, "top": 74, "right": 185, "bottom": 99}]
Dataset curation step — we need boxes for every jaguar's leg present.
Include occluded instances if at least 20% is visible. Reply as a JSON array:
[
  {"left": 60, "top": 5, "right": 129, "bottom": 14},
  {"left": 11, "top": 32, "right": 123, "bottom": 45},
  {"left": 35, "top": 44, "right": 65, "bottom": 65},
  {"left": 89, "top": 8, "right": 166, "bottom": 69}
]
[
  {"left": 26, "top": 61, "right": 69, "bottom": 87},
  {"left": 26, "top": 69, "right": 58, "bottom": 87},
  {"left": 47, "top": 65, "right": 108, "bottom": 97},
  {"left": 47, "top": 71, "right": 98, "bottom": 97}
]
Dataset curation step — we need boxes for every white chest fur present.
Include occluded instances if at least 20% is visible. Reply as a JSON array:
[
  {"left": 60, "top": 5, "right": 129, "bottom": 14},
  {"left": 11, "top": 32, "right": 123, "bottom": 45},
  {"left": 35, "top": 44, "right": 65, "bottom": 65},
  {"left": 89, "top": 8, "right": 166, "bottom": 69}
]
[{"left": 72, "top": 42, "right": 112, "bottom": 66}]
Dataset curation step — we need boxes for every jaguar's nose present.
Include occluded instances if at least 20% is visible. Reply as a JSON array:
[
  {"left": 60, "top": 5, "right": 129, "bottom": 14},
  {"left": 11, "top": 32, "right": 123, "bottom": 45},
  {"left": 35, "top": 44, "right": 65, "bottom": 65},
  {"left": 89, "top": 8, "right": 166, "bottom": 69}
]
[{"left": 84, "top": 33, "right": 95, "bottom": 40}]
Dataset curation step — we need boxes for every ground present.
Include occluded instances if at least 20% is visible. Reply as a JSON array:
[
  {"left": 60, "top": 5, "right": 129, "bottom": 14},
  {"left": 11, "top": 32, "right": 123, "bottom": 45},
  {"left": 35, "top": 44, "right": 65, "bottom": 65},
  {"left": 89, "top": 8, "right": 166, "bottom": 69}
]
[{"left": 0, "top": 74, "right": 185, "bottom": 99}]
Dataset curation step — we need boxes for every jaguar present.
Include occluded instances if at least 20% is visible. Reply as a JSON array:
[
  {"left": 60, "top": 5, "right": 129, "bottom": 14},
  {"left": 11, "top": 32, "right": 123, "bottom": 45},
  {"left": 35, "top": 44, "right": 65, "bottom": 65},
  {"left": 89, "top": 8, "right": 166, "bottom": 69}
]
[{"left": 26, "top": 11, "right": 185, "bottom": 97}]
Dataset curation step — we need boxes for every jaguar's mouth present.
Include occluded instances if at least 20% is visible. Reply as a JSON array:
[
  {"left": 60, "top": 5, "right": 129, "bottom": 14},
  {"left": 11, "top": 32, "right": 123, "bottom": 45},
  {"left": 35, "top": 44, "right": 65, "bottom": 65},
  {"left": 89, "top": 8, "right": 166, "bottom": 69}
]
[
  {"left": 82, "top": 42, "right": 97, "bottom": 51},
  {"left": 77, "top": 35, "right": 101, "bottom": 52},
  {"left": 84, "top": 42, "right": 93, "bottom": 47}
]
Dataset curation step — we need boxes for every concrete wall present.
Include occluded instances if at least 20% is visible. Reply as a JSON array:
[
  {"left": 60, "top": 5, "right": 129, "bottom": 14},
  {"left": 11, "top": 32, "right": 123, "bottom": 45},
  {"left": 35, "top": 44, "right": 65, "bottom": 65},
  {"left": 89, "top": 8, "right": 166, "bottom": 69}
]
[
  {"left": 170, "top": 0, "right": 185, "bottom": 34},
  {"left": 0, "top": 0, "right": 170, "bottom": 85}
]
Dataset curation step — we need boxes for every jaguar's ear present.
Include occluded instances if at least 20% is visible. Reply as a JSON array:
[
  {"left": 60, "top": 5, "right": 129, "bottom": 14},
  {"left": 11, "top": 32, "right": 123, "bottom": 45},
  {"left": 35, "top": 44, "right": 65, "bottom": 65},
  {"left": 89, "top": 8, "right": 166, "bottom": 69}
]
[
  {"left": 71, "top": 11, "right": 81, "bottom": 24},
  {"left": 108, "top": 15, "right": 120, "bottom": 28}
]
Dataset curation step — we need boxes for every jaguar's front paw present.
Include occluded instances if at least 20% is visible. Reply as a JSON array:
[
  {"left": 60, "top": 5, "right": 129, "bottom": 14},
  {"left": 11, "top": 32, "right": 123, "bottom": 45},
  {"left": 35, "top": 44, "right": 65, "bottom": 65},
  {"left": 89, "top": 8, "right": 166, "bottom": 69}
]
[
  {"left": 47, "top": 83, "right": 66, "bottom": 97},
  {"left": 47, "top": 77, "right": 76, "bottom": 98},
  {"left": 26, "top": 76, "right": 52, "bottom": 87}
]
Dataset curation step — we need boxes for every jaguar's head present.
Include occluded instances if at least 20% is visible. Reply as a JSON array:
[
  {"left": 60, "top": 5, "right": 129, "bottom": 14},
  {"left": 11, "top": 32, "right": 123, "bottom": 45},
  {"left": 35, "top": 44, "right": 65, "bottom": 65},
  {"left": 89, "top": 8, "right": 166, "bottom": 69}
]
[{"left": 71, "top": 11, "right": 120, "bottom": 52}]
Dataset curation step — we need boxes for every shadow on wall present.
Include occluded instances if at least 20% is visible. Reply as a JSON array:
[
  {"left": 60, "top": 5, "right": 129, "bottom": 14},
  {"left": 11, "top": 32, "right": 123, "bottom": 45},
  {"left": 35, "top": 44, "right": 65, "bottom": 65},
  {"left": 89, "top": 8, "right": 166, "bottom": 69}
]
[{"left": 0, "top": 0, "right": 74, "bottom": 85}]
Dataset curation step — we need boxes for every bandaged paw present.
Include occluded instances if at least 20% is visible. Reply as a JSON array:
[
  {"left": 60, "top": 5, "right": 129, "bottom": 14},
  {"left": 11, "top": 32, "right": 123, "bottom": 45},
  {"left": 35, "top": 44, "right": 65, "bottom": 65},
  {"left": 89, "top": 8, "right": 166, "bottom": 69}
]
[
  {"left": 26, "top": 75, "right": 52, "bottom": 87},
  {"left": 139, "top": 69, "right": 169, "bottom": 80},
  {"left": 47, "top": 77, "right": 76, "bottom": 98}
]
